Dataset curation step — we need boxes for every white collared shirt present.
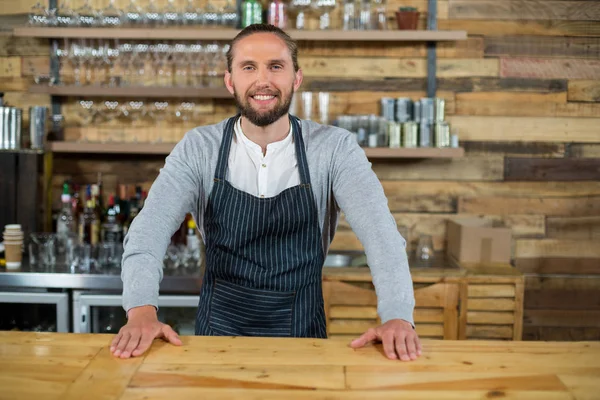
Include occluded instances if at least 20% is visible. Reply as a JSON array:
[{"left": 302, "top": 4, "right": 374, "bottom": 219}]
[{"left": 226, "top": 118, "right": 300, "bottom": 198}]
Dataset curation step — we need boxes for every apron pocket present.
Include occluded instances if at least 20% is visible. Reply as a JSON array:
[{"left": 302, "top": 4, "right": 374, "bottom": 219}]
[{"left": 209, "top": 279, "right": 295, "bottom": 337}]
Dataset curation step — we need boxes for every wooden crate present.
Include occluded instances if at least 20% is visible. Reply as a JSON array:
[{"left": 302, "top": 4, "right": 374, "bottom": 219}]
[
  {"left": 322, "top": 267, "right": 464, "bottom": 340},
  {"left": 460, "top": 265, "right": 525, "bottom": 341}
]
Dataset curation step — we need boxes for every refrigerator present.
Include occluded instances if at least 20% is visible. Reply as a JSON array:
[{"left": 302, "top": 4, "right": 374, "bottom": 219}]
[
  {"left": 0, "top": 289, "right": 69, "bottom": 333},
  {"left": 72, "top": 291, "right": 200, "bottom": 335}
]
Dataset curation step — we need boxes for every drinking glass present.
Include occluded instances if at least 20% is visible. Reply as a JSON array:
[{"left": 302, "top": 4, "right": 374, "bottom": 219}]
[
  {"left": 416, "top": 234, "right": 434, "bottom": 261},
  {"left": 318, "top": 92, "right": 329, "bottom": 125},
  {"left": 301, "top": 92, "right": 313, "bottom": 120},
  {"left": 29, "top": 233, "right": 57, "bottom": 270},
  {"left": 122, "top": 0, "right": 144, "bottom": 26},
  {"left": 163, "top": 0, "right": 181, "bottom": 26},
  {"left": 29, "top": 2, "right": 50, "bottom": 26},
  {"left": 145, "top": 0, "right": 163, "bottom": 26},
  {"left": 182, "top": 0, "right": 202, "bottom": 25},
  {"left": 74, "top": 0, "right": 99, "bottom": 27},
  {"left": 372, "top": 0, "right": 387, "bottom": 29},
  {"left": 221, "top": 0, "right": 239, "bottom": 27},
  {"left": 56, "top": 0, "right": 76, "bottom": 26}
]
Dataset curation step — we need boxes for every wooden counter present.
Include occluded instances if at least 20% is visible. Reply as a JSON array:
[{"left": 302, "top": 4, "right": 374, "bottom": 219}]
[{"left": 1, "top": 331, "right": 597, "bottom": 400}]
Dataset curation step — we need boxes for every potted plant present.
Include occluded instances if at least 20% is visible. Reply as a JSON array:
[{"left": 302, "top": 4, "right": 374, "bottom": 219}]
[{"left": 395, "top": 6, "right": 419, "bottom": 30}]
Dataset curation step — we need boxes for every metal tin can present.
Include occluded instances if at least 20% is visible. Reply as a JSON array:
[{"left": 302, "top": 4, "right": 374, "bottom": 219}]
[
  {"left": 413, "top": 100, "right": 421, "bottom": 123},
  {"left": 388, "top": 121, "right": 401, "bottom": 148},
  {"left": 434, "top": 98, "right": 445, "bottom": 122},
  {"left": 395, "top": 97, "right": 413, "bottom": 123},
  {"left": 368, "top": 133, "right": 378, "bottom": 148},
  {"left": 0, "top": 107, "right": 8, "bottom": 149},
  {"left": 29, "top": 106, "right": 48, "bottom": 149},
  {"left": 380, "top": 98, "right": 395, "bottom": 121},
  {"left": 419, "top": 121, "right": 432, "bottom": 147},
  {"left": 402, "top": 121, "right": 418, "bottom": 148},
  {"left": 419, "top": 98, "right": 435, "bottom": 123},
  {"left": 434, "top": 121, "right": 450, "bottom": 147}
]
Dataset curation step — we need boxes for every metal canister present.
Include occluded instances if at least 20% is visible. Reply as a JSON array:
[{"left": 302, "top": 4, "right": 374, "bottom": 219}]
[
  {"left": 402, "top": 121, "right": 418, "bottom": 148},
  {"left": 434, "top": 121, "right": 450, "bottom": 148},
  {"left": 419, "top": 121, "right": 432, "bottom": 147},
  {"left": 413, "top": 100, "right": 421, "bottom": 123},
  {"left": 3, "top": 107, "right": 22, "bottom": 150},
  {"left": 388, "top": 121, "right": 401, "bottom": 148},
  {"left": 29, "top": 106, "right": 48, "bottom": 149},
  {"left": 419, "top": 98, "right": 435, "bottom": 123},
  {"left": 395, "top": 97, "right": 413, "bottom": 123},
  {"left": 0, "top": 106, "right": 8, "bottom": 149},
  {"left": 380, "top": 98, "right": 395, "bottom": 121},
  {"left": 434, "top": 98, "right": 445, "bottom": 122}
]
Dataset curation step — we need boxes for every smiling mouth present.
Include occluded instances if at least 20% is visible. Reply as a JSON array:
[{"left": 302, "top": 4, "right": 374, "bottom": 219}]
[{"left": 251, "top": 94, "right": 277, "bottom": 101}]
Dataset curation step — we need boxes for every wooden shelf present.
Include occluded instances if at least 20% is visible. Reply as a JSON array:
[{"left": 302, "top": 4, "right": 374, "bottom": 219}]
[
  {"left": 364, "top": 147, "right": 464, "bottom": 158},
  {"left": 48, "top": 141, "right": 464, "bottom": 158},
  {"left": 13, "top": 27, "right": 467, "bottom": 42},
  {"left": 29, "top": 85, "right": 232, "bottom": 98}
]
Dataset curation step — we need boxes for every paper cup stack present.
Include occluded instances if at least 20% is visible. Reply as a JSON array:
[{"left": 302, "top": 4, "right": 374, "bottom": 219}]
[{"left": 3, "top": 224, "right": 24, "bottom": 269}]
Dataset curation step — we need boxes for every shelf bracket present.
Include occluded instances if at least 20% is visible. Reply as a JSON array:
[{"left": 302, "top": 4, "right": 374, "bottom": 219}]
[{"left": 427, "top": 0, "right": 437, "bottom": 98}]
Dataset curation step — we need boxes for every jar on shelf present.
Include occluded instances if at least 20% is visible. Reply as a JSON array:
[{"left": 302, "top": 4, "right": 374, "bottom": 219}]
[{"left": 268, "top": 0, "right": 287, "bottom": 29}]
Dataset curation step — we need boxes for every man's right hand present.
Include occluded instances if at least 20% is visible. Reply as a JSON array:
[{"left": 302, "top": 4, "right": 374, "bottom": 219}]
[{"left": 110, "top": 305, "right": 182, "bottom": 359}]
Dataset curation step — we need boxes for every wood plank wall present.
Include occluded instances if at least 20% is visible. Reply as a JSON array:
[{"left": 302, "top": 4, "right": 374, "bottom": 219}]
[{"left": 1, "top": 0, "right": 599, "bottom": 341}]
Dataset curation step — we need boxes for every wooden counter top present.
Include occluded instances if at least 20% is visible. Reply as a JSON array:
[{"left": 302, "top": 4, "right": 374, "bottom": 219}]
[{"left": 1, "top": 331, "right": 597, "bottom": 399}]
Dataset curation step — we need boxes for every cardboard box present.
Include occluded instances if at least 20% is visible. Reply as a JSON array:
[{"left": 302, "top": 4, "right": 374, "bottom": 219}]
[{"left": 447, "top": 217, "right": 512, "bottom": 265}]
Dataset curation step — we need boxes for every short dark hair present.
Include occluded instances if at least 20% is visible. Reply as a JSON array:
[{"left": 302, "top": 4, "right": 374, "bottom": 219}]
[{"left": 226, "top": 24, "right": 299, "bottom": 73}]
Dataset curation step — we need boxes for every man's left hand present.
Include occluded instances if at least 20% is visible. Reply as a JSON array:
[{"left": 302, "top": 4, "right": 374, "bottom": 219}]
[{"left": 350, "top": 319, "right": 422, "bottom": 361}]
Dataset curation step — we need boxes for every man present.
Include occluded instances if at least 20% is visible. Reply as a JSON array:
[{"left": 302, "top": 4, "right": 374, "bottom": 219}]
[{"left": 111, "top": 24, "right": 421, "bottom": 362}]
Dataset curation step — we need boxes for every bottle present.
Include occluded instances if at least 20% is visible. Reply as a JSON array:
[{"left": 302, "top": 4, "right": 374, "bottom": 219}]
[
  {"left": 101, "top": 194, "right": 124, "bottom": 243},
  {"left": 123, "top": 196, "right": 139, "bottom": 237},
  {"left": 187, "top": 219, "right": 200, "bottom": 255},
  {"left": 268, "top": 0, "right": 286, "bottom": 28},
  {"left": 56, "top": 182, "right": 75, "bottom": 234},
  {"left": 79, "top": 199, "right": 100, "bottom": 245},
  {"left": 242, "top": 0, "right": 262, "bottom": 27}
]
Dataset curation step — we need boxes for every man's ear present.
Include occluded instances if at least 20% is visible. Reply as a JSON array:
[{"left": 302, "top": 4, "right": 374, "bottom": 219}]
[
  {"left": 224, "top": 70, "right": 234, "bottom": 95},
  {"left": 294, "top": 68, "right": 303, "bottom": 91}
]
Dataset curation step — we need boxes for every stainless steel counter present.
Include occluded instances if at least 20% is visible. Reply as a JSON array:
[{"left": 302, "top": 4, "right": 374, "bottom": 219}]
[{"left": 0, "top": 262, "right": 203, "bottom": 293}]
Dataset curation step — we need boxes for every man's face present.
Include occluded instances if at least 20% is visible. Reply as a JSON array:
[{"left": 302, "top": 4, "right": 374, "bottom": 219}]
[{"left": 224, "top": 33, "right": 303, "bottom": 127}]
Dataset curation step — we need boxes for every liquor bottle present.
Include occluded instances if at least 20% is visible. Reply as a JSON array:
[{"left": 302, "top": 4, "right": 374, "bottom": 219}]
[
  {"left": 123, "top": 196, "right": 138, "bottom": 237},
  {"left": 71, "top": 184, "right": 82, "bottom": 222},
  {"left": 118, "top": 184, "right": 130, "bottom": 224},
  {"left": 79, "top": 199, "right": 100, "bottom": 245},
  {"left": 56, "top": 182, "right": 75, "bottom": 234},
  {"left": 101, "top": 194, "right": 124, "bottom": 243},
  {"left": 242, "top": 0, "right": 262, "bottom": 27}
]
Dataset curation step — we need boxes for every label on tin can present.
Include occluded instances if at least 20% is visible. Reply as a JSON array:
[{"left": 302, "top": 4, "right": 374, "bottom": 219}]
[
  {"left": 402, "top": 122, "right": 418, "bottom": 148},
  {"left": 388, "top": 121, "right": 401, "bottom": 148},
  {"left": 419, "top": 122, "right": 432, "bottom": 147}
]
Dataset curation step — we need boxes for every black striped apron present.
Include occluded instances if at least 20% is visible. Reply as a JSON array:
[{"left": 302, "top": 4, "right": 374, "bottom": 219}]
[{"left": 195, "top": 114, "right": 327, "bottom": 338}]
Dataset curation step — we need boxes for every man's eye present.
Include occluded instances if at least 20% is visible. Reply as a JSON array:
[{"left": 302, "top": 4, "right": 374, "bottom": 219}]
[
  {"left": 272, "top": 65, "right": 283, "bottom": 70},
  {"left": 242, "top": 66, "right": 255, "bottom": 71}
]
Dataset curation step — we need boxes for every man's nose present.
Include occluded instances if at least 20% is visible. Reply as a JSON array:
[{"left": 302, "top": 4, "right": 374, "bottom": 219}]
[{"left": 256, "top": 67, "right": 270, "bottom": 85}]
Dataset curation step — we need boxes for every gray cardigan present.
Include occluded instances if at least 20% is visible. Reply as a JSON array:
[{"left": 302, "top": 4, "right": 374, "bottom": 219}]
[{"left": 121, "top": 116, "right": 416, "bottom": 326}]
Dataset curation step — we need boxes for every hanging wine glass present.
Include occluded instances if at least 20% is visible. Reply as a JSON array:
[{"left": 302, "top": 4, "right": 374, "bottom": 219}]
[
  {"left": 121, "top": 0, "right": 144, "bottom": 26},
  {"left": 289, "top": 0, "right": 311, "bottom": 30},
  {"left": 100, "top": 0, "right": 123, "bottom": 27},
  {"left": 312, "top": 0, "right": 337, "bottom": 30},
  {"left": 29, "top": 1, "right": 49, "bottom": 26},
  {"left": 74, "top": 0, "right": 99, "bottom": 27},
  {"left": 221, "top": 0, "right": 239, "bottom": 27},
  {"left": 182, "top": 0, "right": 202, "bottom": 25},
  {"left": 145, "top": 0, "right": 162, "bottom": 26},
  {"left": 55, "top": 0, "right": 76, "bottom": 26},
  {"left": 203, "top": 1, "right": 220, "bottom": 26},
  {"left": 163, "top": 0, "right": 181, "bottom": 26}
]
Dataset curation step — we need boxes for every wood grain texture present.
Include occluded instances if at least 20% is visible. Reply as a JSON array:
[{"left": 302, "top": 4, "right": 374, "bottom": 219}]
[
  {"left": 516, "top": 257, "right": 600, "bottom": 275},
  {"left": 568, "top": 80, "right": 600, "bottom": 102},
  {"left": 485, "top": 36, "right": 600, "bottom": 59},
  {"left": 302, "top": 77, "right": 567, "bottom": 93},
  {"left": 336, "top": 212, "right": 543, "bottom": 252},
  {"left": 516, "top": 239, "right": 600, "bottom": 258},
  {"left": 372, "top": 156, "right": 504, "bottom": 181},
  {"left": 449, "top": 1, "right": 600, "bottom": 21},
  {"left": 505, "top": 158, "right": 600, "bottom": 181},
  {"left": 298, "top": 57, "right": 499, "bottom": 78},
  {"left": 0, "top": 56, "right": 21, "bottom": 78},
  {"left": 447, "top": 116, "right": 600, "bottom": 143},
  {"left": 523, "top": 327, "right": 600, "bottom": 341},
  {"left": 456, "top": 99, "right": 600, "bottom": 118},
  {"left": 569, "top": 144, "right": 600, "bottom": 158},
  {"left": 3, "top": 331, "right": 600, "bottom": 399},
  {"left": 0, "top": 0, "right": 36, "bottom": 15},
  {"left": 524, "top": 310, "right": 600, "bottom": 328},
  {"left": 500, "top": 58, "right": 600, "bottom": 79},
  {"left": 0, "top": 36, "right": 48, "bottom": 56},
  {"left": 458, "top": 196, "right": 600, "bottom": 217},
  {"left": 381, "top": 181, "right": 600, "bottom": 213},
  {"left": 462, "top": 141, "right": 566, "bottom": 158},
  {"left": 525, "top": 289, "right": 600, "bottom": 311},
  {"left": 525, "top": 275, "right": 600, "bottom": 292},
  {"left": 299, "top": 37, "right": 484, "bottom": 58},
  {"left": 439, "top": 19, "right": 600, "bottom": 36},
  {"left": 546, "top": 216, "right": 600, "bottom": 240}
]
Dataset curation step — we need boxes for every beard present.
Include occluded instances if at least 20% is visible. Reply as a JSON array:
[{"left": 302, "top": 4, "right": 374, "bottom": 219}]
[{"left": 233, "top": 85, "right": 294, "bottom": 127}]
